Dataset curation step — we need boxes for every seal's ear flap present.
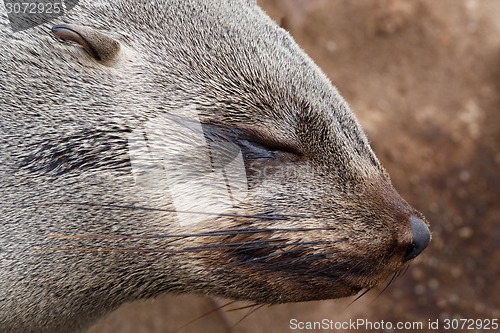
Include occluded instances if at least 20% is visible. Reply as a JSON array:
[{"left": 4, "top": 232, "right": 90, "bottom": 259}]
[{"left": 51, "top": 24, "right": 121, "bottom": 62}]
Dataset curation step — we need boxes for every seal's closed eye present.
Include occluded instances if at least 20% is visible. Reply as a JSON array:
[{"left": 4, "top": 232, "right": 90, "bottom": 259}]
[
  {"left": 203, "top": 124, "right": 301, "bottom": 160},
  {"left": 51, "top": 24, "right": 121, "bottom": 62}
]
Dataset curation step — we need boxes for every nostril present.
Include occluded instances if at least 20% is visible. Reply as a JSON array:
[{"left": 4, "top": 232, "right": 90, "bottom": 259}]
[{"left": 403, "top": 215, "right": 431, "bottom": 262}]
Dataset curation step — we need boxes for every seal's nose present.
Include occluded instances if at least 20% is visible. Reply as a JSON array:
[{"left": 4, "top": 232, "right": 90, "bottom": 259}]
[{"left": 403, "top": 216, "right": 430, "bottom": 262}]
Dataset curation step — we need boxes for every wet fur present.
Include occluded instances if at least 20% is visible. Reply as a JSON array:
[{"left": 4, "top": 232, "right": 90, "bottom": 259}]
[{"left": 0, "top": 0, "right": 427, "bottom": 332}]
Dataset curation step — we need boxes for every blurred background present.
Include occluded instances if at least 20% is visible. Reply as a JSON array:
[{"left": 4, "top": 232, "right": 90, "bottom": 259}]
[{"left": 89, "top": 0, "right": 500, "bottom": 332}]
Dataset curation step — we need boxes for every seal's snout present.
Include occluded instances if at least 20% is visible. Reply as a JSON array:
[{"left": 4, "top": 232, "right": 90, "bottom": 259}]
[{"left": 403, "top": 215, "right": 431, "bottom": 262}]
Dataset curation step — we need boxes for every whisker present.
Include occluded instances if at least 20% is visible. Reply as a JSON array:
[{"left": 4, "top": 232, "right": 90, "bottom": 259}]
[
  {"left": 373, "top": 271, "right": 399, "bottom": 301},
  {"left": 377, "top": 253, "right": 386, "bottom": 267},
  {"left": 204, "top": 240, "right": 340, "bottom": 274},
  {"left": 314, "top": 238, "right": 376, "bottom": 275},
  {"left": 32, "top": 243, "right": 297, "bottom": 254},
  {"left": 353, "top": 262, "right": 370, "bottom": 277},
  {"left": 183, "top": 238, "right": 288, "bottom": 251},
  {"left": 272, "top": 249, "right": 341, "bottom": 269},
  {"left": 184, "top": 239, "right": 334, "bottom": 253},
  {"left": 226, "top": 304, "right": 265, "bottom": 333},
  {"left": 318, "top": 258, "right": 354, "bottom": 276},
  {"left": 172, "top": 300, "right": 236, "bottom": 333},
  {"left": 310, "top": 249, "right": 357, "bottom": 274},
  {"left": 225, "top": 303, "right": 261, "bottom": 312},
  {"left": 45, "top": 227, "right": 340, "bottom": 240},
  {"left": 34, "top": 239, "right": 335, "bottom": 255},
  {"left": 346, "top": 288, "right": 371, "bottom": 309},
  {"left": 215, "top": 246, "right": 311, "bottom": 273},
  {"left": 33, "top": 248, "right": 188, "bottom": 253},
  {"left": 36, "top": 202, "right": 340, "bottom": 221},
  {"left": 185, "top": 240, "right": 299, "bottom": 252},
  {"left": 346, "top": 253, "right": 373, "bottom": 275},
  {"left": 271, "top": 231, "right": 363, "bottom": 269}
]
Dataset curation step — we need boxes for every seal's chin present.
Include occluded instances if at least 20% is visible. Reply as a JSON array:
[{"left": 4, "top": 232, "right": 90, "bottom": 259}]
[
  {"left": 272, "top": 265, "right": 405, "bottom": 302},
  {"left": 287, "top": 266, "right": 403, "bottom": 302},
  {"left": 205, "top": 249, "right": 407, "bottom": 303}
]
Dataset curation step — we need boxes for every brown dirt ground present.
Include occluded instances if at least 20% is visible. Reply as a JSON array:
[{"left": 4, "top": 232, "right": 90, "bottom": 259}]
[{"left": 88, "top": 0, "right": 500, "bottom": 332}]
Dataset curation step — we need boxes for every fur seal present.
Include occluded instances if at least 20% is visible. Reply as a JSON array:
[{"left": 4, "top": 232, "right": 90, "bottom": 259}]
[{"left": 0, "top": 0, "right": 430, "bottom": 332}]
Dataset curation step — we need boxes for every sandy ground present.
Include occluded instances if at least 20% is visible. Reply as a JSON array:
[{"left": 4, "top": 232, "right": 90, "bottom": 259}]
[{"left": 89, "top": 0, "right": 500, "bottom": 332}]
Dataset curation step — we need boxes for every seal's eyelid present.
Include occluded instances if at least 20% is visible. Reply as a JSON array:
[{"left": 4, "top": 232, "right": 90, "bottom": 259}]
[
  {"left": 201, "top": 124, "right": 300, "bottom": 155},
  {"left": 51, "top": 24, "right": 121, "bottom": 62},
  {"left": 241, "top": 131, "right": 301, "bottom": 156}
]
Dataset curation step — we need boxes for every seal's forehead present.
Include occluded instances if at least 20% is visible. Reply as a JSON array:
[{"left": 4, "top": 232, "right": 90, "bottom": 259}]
[{"left": 51, "top": 0, "right": 380, "bottom": 176}]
